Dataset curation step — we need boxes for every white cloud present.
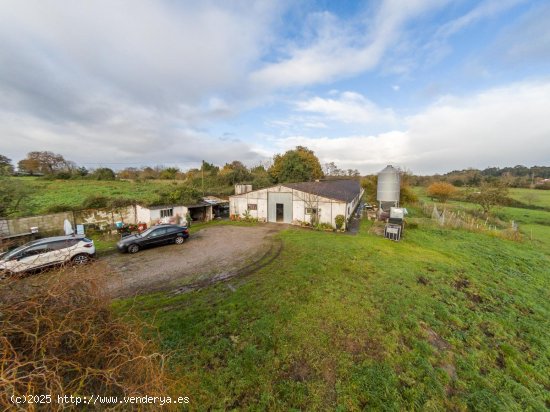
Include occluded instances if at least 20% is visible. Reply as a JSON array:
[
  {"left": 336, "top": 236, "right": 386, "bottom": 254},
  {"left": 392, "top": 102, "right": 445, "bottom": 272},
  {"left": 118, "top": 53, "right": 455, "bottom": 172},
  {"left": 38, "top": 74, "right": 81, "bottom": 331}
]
[
  {"left": 294, "top": 91, "right": 396, "bottom": 125},
  {"left": 250, "top": 0, "right": 445, "bottom": 89},
  {"left": 269, "top": 80, "right": 550, "bottom": 174},
  {"left": 0, "top": 0, "right": 282, "bottom": 167}
]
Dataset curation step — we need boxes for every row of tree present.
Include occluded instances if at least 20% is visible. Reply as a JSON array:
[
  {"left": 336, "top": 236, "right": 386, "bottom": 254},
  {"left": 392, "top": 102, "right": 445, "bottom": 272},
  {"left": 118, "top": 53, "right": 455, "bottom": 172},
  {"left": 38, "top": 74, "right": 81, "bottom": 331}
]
[
  {"left": 0, "top": 147, "right": 332, "bottom": 186},
  {"left": 410, "top": 165, "right": 550, "bottom": 188}
]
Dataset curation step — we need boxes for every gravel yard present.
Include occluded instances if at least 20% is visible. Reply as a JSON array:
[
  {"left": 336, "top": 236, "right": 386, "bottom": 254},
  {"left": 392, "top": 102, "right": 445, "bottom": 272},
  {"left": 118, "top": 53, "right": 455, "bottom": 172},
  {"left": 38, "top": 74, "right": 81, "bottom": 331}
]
[{"left": 102, "top": 224, "right": 281, "bottom": 298}]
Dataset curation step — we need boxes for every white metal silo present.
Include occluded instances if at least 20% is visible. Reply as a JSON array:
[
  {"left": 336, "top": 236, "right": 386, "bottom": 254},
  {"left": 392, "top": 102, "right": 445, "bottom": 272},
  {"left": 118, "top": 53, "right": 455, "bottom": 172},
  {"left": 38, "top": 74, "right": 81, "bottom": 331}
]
[{"left": 377, "top": 165, "right": 400, "bottom": 211}]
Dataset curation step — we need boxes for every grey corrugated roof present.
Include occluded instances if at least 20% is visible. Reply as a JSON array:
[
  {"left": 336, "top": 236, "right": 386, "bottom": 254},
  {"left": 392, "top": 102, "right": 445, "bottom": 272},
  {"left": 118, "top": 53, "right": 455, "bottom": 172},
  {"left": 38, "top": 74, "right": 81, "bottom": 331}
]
[{"left": 283, "top": 179, "right": 362, "bottom": 203}]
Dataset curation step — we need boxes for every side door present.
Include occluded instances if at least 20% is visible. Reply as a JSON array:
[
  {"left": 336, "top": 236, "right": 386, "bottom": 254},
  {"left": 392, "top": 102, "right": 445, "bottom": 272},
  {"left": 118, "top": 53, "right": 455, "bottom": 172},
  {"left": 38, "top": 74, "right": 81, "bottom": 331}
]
[
  {"left": 144, "top": 228, "right": 169, "bottom": 247},
  {"left": 9, "top": 244, "right": 54, "bottom": 272},
  {"left": 163, "top": 226, "right": 181, "bottom": 244},
  {"left": 47, "top": 239, "right": 80, "bottom": 264}
]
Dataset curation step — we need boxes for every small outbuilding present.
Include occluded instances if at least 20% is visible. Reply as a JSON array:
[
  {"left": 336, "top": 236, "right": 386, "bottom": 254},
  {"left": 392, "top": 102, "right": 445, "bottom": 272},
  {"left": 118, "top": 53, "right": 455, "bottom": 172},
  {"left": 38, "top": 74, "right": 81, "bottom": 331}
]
[{"left": 229, "top": 179, "right": 364, "bottom": 229}]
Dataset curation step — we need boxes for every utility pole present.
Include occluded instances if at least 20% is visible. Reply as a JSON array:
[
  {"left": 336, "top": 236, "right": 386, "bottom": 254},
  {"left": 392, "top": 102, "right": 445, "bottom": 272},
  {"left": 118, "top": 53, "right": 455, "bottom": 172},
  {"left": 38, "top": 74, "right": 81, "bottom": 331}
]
[{"left": 201, "top": 160, "right": 205, "bottom": 196}]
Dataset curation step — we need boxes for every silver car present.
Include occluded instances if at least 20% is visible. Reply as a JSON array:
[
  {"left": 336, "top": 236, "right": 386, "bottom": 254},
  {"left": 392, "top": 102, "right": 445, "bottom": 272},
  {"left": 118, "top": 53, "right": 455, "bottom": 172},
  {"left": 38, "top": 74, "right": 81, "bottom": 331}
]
[{"left": 0, "top": 235, "right": 95, "bottom": 276}]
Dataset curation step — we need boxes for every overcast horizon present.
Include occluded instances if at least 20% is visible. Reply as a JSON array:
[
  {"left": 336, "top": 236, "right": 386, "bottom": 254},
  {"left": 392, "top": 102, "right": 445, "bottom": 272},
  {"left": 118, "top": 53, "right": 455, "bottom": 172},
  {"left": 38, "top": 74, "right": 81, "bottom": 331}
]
[{"left": 1, "top": 0, "right": 549, "bottom": 175}]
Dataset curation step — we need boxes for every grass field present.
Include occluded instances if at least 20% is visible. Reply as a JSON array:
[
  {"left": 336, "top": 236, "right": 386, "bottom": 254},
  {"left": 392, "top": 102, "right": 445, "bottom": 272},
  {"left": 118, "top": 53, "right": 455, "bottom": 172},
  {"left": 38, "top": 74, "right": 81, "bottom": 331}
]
[
  {"left": 415, "top": 186, "right": 550, "bottom": 250},
  {"left": 10, "top": 176, "right": 194, "bottom": 216},
  {"left": 509, "top": 188, "right": 550, "bottom": 208},
  {"left": 114, "top": 215, "right": 550, "bottom": 410}
]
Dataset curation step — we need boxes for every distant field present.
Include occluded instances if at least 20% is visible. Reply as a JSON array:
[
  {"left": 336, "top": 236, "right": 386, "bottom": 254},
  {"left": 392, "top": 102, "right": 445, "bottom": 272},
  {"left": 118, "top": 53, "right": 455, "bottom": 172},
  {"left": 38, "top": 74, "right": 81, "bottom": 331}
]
[
  {"left": 509, "top": 188, "right": 550, "bottom": 208},
  {"left": 414, "top": 186, "right": 550, "bottom": 250},
  {"left": 11, "top": 177, "right": 192, "bottom": 216},
  {"left": 114, "top": 217, "right": 550, "bottom": 410}
]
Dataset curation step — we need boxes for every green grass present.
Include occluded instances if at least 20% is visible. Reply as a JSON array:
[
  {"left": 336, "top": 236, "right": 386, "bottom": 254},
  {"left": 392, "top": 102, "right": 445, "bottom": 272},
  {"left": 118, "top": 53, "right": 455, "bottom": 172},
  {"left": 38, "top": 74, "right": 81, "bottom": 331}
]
[
  {"left": 414, "top": 186, "right": 550, "bottom": 250},
  {"left": 509, "top": 188, "right": 550, "bottom": 208},
  {"left": 89, "top": 233, "right": 119, "bottom": 255},
  {"left": 10, "top": 176, "right": 193, "bottom": 216},
  {"left": 113, "top": 219, "right": 550, "bottom": 410}
]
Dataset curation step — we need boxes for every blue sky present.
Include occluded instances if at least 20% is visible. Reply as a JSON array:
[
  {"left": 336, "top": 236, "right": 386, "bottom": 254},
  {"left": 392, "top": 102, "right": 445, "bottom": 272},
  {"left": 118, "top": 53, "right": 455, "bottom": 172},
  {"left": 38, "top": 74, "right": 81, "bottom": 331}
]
[{"left": 0, "top": 0, "right": 549, "bottom": 174}]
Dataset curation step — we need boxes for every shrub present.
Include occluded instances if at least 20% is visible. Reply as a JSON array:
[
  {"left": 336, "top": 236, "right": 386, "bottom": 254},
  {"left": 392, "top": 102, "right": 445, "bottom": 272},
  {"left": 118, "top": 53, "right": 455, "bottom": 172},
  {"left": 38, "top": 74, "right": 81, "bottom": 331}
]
[
  {"left": 45, "top": 204, "right": 74, "bottom": 213},
  {"left": 400, "top": 185, "right": 419, "bottom": 204},
  {"left": 0, "top": 264, "right": 169, "bottom": 410},
  {"left": 241, "top": 210, "right": 258, "bottom": 223},
  {"left": 335, "top": 214, "right": 345, "bottom": 230},
  {"left": 91, "top": 168, "right": 116, "bottom": 181},
  {"left": 315, "top": 222, "right": 334, "bottom": 231},
  {"left": 427, "top": 182, "right": 457, "bottom": 203},
  {"left": 465, "top": 183, "right": 510, "bottom": 214},
  {"left": 82, "top": 195, "right": 110, "bottom": 209}
]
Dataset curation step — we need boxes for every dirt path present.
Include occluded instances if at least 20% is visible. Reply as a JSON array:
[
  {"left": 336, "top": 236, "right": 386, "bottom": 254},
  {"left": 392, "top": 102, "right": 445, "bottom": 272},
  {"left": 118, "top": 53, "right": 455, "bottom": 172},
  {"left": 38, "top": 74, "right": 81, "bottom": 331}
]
[{"left": 103, "top": 224, "right": 281, "bottom": 298}]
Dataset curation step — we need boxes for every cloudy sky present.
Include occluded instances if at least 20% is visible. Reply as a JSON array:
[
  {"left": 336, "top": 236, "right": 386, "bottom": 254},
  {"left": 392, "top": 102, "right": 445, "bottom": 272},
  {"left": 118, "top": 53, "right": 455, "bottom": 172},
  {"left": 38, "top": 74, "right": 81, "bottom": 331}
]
[{"left": 1, "top": 0, "right": 549, "bottom": 174}]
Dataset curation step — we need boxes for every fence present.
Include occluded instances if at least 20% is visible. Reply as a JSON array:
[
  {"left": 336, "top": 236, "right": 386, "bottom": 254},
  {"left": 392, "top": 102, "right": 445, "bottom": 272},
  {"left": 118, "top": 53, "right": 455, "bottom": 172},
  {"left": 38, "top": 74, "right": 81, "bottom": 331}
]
[{"left": 422, "top": 202, "right": 521, "bottom": 240}]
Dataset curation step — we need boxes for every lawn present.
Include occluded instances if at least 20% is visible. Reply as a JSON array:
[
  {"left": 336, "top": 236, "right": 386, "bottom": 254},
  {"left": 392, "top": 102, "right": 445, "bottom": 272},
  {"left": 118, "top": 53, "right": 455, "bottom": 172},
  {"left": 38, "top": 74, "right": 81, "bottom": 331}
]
[{"left": 113, "top": 217, "right": 550, "bottom": 410}]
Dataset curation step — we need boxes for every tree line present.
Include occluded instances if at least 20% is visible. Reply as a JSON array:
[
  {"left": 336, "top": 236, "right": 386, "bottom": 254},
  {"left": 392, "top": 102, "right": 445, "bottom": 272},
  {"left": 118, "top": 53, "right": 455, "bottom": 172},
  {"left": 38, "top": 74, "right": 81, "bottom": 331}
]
[
  {"left": 1, "top": 147, "right": 361, "bottom": 185},
  {"left": 410, "top": 165, "right": 550, "bottom": 189}
]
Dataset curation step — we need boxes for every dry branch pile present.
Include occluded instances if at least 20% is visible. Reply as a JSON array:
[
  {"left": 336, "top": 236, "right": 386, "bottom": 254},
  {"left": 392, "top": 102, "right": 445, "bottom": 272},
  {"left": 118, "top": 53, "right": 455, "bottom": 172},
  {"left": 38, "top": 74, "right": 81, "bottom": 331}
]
[{"left": 0, "top": 264, "right": 170, "bottom": 411}]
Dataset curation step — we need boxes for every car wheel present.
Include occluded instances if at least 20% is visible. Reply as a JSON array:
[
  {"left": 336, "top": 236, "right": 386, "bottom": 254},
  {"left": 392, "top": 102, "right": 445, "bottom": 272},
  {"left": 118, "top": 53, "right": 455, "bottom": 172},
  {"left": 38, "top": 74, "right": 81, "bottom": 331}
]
[
  {"left": 72, "top": 254, "right": 90, "bottom": 266},
  {"left": 128, "top": 244, "right": 140, "bottom": 254},
  {"left": 175, "top": 236, "right": 185, "bottom": 245},
  {"left": 0, "top": 270, "right": 12, "bottom": 280}
]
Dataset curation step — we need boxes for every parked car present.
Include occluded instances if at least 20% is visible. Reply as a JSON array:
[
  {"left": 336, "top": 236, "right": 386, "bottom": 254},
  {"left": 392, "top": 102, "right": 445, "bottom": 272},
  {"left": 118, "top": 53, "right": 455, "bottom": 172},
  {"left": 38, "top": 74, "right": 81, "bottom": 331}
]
[
  {"left": 0, "top": 235, "right": 96, "bottom": 276},
  {"left": 116, "top": 224, "right": 189, "bottom": 253}
]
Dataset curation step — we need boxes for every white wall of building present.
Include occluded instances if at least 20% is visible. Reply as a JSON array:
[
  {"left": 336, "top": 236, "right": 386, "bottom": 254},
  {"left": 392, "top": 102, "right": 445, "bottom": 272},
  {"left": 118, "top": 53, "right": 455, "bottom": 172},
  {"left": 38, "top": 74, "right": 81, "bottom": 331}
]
[
  {"left": 136, "top": 204, "right": 189, "bottom": 226},
  {"left": 230, "top": 184, "right": 362, "bottom": 229}
]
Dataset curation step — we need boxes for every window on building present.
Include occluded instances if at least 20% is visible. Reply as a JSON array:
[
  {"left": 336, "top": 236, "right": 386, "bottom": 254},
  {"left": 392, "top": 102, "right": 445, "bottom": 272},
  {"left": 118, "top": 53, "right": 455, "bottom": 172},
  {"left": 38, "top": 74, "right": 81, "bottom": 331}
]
[
  {"left": 160, "top": 208, "right": 173, "bottom": 218},
  {"left": 305, "top": 207, "right": 319, "bottom": 215},
  {"left": 247, "top": 204, "right": 257, "bottom": 210}
]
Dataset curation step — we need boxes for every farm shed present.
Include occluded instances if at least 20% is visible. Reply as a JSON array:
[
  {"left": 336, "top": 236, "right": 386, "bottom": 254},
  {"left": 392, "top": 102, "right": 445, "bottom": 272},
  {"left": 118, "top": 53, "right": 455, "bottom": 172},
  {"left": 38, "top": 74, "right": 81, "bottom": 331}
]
[
  {"left": 136, "top": 197, "right": 228, "bottom": 226},
  {"left": 136, "top": 204, "right": 190, "bottom": 226},
  {"left": 229, "top": 179, "right": 364, "bottom": 229}
]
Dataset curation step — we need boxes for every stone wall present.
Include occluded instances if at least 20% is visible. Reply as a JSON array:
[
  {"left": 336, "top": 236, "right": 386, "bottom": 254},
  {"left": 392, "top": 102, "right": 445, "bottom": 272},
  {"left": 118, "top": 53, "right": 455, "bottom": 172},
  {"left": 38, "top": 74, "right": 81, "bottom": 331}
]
[
  {"left": 0, "top": 219, "right": 8, "bottom": 237},
  {"left": 73, "top": 206, "right": 137, "bottom": 230},
  {"left": 7, "top": 212, "right": 74, "bottom": 237}
]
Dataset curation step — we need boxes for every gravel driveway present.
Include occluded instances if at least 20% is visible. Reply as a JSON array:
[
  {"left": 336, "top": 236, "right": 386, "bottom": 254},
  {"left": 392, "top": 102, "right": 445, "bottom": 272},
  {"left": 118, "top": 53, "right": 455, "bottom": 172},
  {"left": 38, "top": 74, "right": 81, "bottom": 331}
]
[{"left": 103, "top": 224, "right": 281, "bottom": 298}]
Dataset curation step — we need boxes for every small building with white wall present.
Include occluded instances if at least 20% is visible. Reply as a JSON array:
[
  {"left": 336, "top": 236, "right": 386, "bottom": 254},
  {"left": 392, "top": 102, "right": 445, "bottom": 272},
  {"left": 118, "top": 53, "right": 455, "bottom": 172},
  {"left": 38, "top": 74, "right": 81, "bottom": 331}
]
[
  {"left": 135, "top": 196, "right": 229, "bottom": 226},
  {"left": 229, "top": 179, "right": 364, "bottom": 229}
]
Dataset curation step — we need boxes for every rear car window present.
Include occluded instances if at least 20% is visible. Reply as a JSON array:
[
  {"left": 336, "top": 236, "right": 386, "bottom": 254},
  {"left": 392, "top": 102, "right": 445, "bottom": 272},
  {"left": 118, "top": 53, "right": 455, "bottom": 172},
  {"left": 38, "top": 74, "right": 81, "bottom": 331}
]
[{"left": 46, "top": 240, "right": 74, "bottom": 250}]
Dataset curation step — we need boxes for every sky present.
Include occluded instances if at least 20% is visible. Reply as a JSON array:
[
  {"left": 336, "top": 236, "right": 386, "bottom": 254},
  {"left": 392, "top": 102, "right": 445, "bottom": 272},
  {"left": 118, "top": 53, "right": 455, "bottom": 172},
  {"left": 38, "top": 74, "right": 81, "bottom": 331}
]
[{"left": 0, "top": 0, "right": 549, "bottom": 175}]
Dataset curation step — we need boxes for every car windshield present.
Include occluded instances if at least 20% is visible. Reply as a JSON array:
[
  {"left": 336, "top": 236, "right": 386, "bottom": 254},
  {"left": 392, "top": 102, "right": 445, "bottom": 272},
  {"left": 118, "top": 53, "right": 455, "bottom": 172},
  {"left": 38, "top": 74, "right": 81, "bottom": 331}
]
[{"left": 2, "top": 244, "right": 30, "bottom": 260}]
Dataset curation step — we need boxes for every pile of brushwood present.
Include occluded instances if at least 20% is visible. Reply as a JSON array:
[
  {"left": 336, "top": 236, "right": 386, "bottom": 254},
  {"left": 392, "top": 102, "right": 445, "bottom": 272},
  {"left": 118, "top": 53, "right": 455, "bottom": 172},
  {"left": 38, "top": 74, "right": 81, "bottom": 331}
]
[{"left": 0, "top": 263, "right": 171, "bottom": 411}]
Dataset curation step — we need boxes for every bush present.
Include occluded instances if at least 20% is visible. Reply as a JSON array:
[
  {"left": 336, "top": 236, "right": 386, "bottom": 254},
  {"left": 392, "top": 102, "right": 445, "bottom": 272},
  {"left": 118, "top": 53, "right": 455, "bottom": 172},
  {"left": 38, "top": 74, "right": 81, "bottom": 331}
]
[
  {"left": 241, "top": 210, "right": 258, "bottom": 223},
  {"left": 400, "top": 185, "right": 418, "bottom": 204},
  {"left": 426, "top": 182, "right": 457, "bottom": 203},
  {"left": 91, "top": 168, "right": 116, "bottom": 181},
  {"left": 45, "top": 204, "right": 74, "bottom": 213},
  {"left": 82, "top": 195, "right": 110, "bottom": 209},
  {"left": 0, "top": 264, "right": 169, "bottom": 410},
  {"left": 315, "top": 222, "right": 334, "bottom": 231},
  {"left": 335, "top": 214, "right": 345, "bottom": 230}
]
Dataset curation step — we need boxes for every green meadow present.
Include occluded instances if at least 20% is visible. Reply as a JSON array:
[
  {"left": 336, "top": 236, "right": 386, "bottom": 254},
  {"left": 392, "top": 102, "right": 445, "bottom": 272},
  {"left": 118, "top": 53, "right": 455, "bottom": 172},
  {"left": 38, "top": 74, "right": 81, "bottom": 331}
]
[
  {"left": 114, "top": 211, "right": 550, "bottom": 410},
  {"left": 11, "top": 176, "right": 183, "bottom": 216}
]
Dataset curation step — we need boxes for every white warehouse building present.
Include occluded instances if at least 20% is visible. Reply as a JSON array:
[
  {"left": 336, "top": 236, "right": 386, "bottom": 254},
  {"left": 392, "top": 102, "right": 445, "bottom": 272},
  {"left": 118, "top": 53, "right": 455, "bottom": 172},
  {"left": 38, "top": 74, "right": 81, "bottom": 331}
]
[{"left": 229, "top": 180, "right": 364, "bottom": 229}]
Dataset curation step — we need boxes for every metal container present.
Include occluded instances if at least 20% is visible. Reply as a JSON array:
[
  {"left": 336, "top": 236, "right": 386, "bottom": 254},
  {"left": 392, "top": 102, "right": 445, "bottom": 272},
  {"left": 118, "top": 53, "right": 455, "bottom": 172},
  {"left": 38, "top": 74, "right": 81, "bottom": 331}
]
[
  {"left": 235, "top": 184, "right": 253, "bottom": 195},
  {"left": 377, "top": 165, "right": 400, "bottom": 202},
  {"left": 384, "top": 224, "right": 402, "bottom": 241}
]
